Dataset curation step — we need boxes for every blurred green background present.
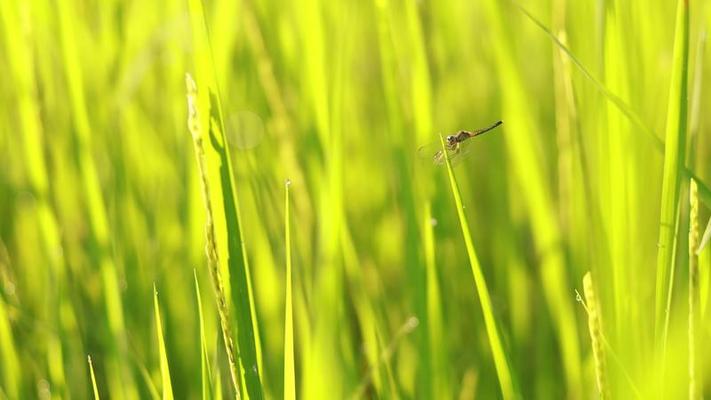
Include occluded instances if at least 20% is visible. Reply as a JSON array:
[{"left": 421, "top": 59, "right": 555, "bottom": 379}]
[{"left": 1, "top": 0, "right": 711, "bottom": 398}]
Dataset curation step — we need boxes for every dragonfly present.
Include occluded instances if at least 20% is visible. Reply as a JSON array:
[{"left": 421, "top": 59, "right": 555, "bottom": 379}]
[{"left": 417, "top": 120, "right": 503, "bottom": 165}]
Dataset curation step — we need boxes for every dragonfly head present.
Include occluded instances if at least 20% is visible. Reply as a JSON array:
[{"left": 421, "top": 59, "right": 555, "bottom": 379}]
[{"left": 446, "top": 135, "right": 457, "bottom": 146}]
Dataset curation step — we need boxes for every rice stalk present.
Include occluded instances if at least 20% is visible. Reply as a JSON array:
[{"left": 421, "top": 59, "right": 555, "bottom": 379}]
[
  {"left": 688, "top": 179, "right": 699, "bottom": 399},
  {"left": 583, "top": 272, "right": 609, "bottom": 399},
  {"left": 186, "top": 73, "right": 242, "bottom": 400},
  {"left": 186, "top": 0, "right": 264, "bottom": 395}
]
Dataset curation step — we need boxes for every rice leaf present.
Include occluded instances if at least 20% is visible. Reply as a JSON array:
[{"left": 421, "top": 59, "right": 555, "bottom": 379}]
[
  {"left": 440, "top": 135, "right": 516, "bottom": 399},
  {"left": 283, "top": 180, "right": 295, "bottom": 400},
  {"left": 87, "top": 356, "right": 100, "bottom": 400},
  {"left": 153, "top": 285, "right": 174, "bottom": 400}
]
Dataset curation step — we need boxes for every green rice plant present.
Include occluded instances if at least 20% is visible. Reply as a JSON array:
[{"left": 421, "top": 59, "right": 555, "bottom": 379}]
[
  {"left": 283, "top": 180, "right": 295, "bottom": 400},
  {"left": 186, "top": 0, "right": 264, "bottom": 395},
  {"left": 186, "top": 73, "right": 242, "bottom": 398},
  {"left": 3, "top": 0, "right": 711, "bottom": 398},
  {"left": 153, "top": 286, "right": 174, "bottom": 400},
  {"left": 440, "top": 135, "right": 516, "bottom": 399}
]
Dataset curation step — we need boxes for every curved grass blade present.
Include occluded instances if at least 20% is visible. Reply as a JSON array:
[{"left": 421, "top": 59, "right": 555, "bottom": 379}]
[
  {"left": 153, "top": 285, "right": 174, "bottom": 400},
  {"left": 440, "top": 135, "right": 516, "bottom": 399}
]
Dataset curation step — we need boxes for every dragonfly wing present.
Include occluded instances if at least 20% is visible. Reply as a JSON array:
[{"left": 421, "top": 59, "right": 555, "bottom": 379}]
[
  {"left": 417, "top": 136, "right": 475, "bottom": 166},
  {"left": 417, "top": 140, "right": 442, "bottom": 160},
  {"left": 449, "top": 139, "right": 474, "bottom": 165}
]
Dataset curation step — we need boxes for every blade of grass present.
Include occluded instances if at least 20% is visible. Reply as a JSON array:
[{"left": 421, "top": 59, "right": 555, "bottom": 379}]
[
  {"left": 193, "top": 269, "right": 214, "bottom": 400},
  {"left": 440, "top": 135, "right": 516, "bottom": 400},
  {"left": 655, "top": 0, "right": 689, "bottom": 354},
  {"left": 186, "top": 0, "right": 264, "bottom": 396},
  {"left": 153, "top": 285, "right": 174, "bottom": 400},
  {"left": 87, "top": 356, "right": 100, "bottom": 400},
  {"left": 283, "top": 180, "right": 295, "bottom": 400}
]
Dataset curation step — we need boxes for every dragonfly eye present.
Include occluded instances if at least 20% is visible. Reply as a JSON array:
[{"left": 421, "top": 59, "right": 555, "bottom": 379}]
[{"left": 446, "top": 135, "right": 456, "bottom": 145}]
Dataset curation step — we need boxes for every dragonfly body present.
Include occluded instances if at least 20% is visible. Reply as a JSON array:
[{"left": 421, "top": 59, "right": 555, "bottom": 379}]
[{"left": 419, "top": 120, "right": 503, "bottom": 165}]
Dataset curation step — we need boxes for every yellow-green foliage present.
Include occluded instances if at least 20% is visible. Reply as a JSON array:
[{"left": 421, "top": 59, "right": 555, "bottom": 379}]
[{"left": 1, "top": 0, "right": 711, "bottom": 398}]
